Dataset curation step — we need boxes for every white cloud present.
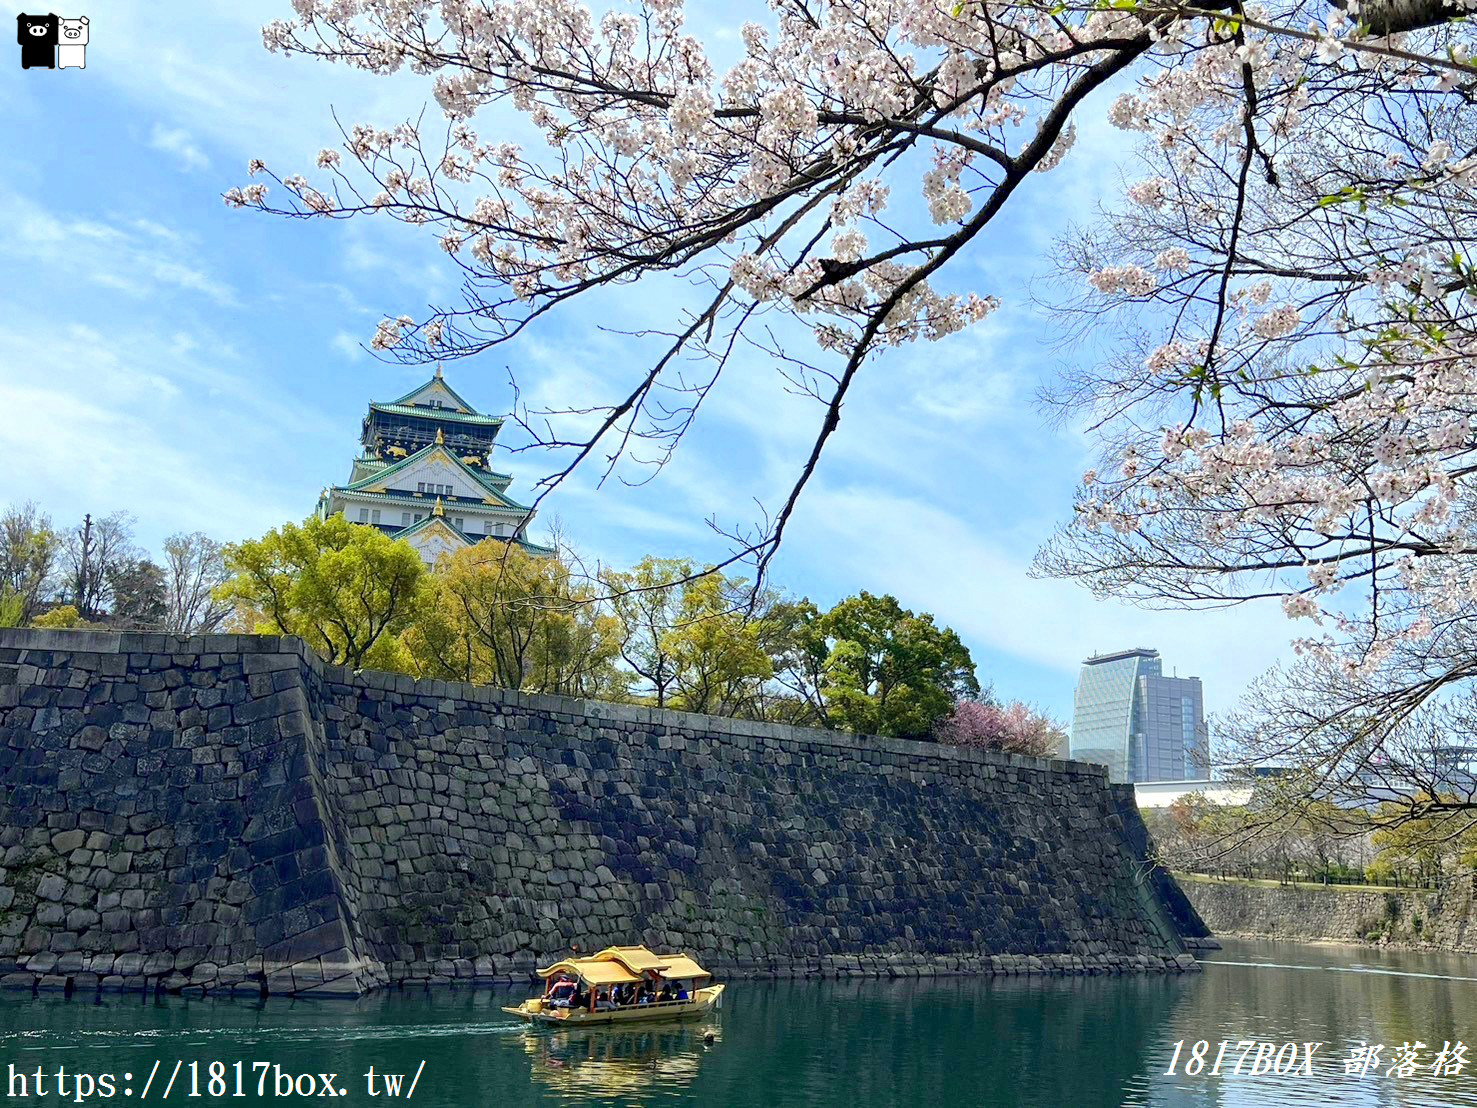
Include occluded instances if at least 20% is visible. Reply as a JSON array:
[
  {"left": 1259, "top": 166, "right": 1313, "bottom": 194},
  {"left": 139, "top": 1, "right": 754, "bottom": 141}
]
[
  {"left": 0, "top": 190, "right": 235, "bottom": 305},
  {"left": 332, "top": 331, "right": 365, "bottom": 360},
  {"left": 791, "top": 484, "right": 1296, "bottom": 719},
  {"left": 148, "top": 123, "right": 210, "bottom": 173}
]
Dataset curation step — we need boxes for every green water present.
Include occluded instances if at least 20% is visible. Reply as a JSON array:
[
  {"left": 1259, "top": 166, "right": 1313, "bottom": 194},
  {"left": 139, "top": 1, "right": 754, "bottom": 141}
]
[{"left": 4, "top": 941, "right": 1477, "bottom": 1106}]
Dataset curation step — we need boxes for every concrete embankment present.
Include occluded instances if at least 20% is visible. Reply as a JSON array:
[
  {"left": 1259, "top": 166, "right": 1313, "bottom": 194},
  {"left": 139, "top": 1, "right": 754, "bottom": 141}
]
[{"left": 0, "top": 628, "right": 1205, "bottom": 996}]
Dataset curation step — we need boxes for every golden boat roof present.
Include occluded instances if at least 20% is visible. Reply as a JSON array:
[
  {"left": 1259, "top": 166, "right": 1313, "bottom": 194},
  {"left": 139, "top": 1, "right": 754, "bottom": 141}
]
[
  {"left": 536, "top": 946, "right": 712, "bottom": 983},
  {"left": 652, "top": 955, "right": 710, "bottom": 980},
  {"left": 536, "top": 958, "right": 642, "bottom": 986},
  {"left": 591, "top": 946, "right": 669, "bottom": 973}
]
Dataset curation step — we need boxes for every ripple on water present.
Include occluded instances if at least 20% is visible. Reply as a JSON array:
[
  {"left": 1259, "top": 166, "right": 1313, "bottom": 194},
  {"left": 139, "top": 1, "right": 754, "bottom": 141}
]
[{"left": 1, "top": 943, "right": 1476, "bottom": 1107}]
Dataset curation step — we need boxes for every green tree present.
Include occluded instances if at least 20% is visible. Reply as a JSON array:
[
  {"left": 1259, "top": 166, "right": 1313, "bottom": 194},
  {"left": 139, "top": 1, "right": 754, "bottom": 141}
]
[
  {"left": 218, "top": 515, "right": 427, "bottom": 668},
  {"left": 405, "top": 541, "right": 620, "bottom": 697},
  {"left": 600, "top": 556, "right": 693, "bottom": 708},
  {"left": 818, "top": 591, "right": 979, "bottom": 740},
  {"left": 1369, "top": 798, "right": 1477, "bottom": 885},
  {"left": 0, "top": 502, "right": 59, "bottom": 624},
  {"left": 0, "top": 588, "right": 25, "bottom": 629},
  {"left": 660, "top": 572, "right": 775, "bottom": 717},
  {"left": 107, "top": 557, "right": 168, "bottom": 629},
  {"left": 756, "top": 596, "right": 830, "bottom": 727}
]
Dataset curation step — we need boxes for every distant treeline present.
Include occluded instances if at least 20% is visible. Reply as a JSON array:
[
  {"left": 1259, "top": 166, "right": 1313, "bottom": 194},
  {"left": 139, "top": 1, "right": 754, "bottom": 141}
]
[{"left": 2, "top": 502, "right": 1063, "bottom": 752}]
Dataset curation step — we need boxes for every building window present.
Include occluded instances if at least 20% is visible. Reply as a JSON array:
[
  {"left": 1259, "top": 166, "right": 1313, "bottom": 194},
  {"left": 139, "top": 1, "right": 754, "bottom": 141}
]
[
  {"left": 371, "top": 509, "right": 381, "bottom": 524},
  {"left": 358, "top": 508, "right": 369, "bottom": 522},
  {"left": 414, "top": 513, "right": 424, "bottom": 522},
  {"left": 417, "top": 482, "right": 425, "bottom": 493},
  {"left": 401, "top": 512, "right": 411, "bottom": 526},
  {"left": 455, "top": 517, "right": 465, "bottom": 530}
]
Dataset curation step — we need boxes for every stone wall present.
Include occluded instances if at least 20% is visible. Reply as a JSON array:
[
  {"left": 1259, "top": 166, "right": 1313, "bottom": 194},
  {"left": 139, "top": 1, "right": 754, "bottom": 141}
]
[
  {"left": 0, "top": 629, "right": 1202, "bottom": 997},
  {"left": 1182, "top": 875, "right": 1477, "bottom": 951}
]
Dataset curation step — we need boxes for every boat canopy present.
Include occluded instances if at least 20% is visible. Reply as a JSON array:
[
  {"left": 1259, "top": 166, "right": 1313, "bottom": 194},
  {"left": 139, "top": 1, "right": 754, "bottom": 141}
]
[
  {"left": 592, "top": 946, "right": 669, "bottom": 973},
  {"left": 536, "top": 958, "right": 642, "bottom": 986},
  {"left": 653, "top": 955, "right": 711, "bottom": 981},
  {"left": 535, "top": 946, "right": 711, "bottom": 985}
]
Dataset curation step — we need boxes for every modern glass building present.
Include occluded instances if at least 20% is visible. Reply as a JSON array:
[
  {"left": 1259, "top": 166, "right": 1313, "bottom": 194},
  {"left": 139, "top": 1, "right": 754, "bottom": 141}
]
[{"left": 1070, "top": 648, "right": 1208, "bottom": 783}]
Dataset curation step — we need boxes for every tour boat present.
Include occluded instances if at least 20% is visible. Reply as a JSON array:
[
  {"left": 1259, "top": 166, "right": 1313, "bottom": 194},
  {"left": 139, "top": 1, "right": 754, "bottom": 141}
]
[{"left": 502, "top": 946, "right": 725, "bottom": 1025}]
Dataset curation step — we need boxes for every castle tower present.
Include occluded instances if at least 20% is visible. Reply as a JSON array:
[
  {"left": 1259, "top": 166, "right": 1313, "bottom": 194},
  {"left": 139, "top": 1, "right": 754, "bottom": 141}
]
[{"left": 316, "top": 369, "right": 553, "bottom": 565}]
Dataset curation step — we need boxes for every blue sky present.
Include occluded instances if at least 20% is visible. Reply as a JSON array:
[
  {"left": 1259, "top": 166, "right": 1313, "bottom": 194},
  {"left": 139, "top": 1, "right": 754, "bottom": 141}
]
[{"left": 0, "top": 1, "right": 1296, "bottom": 726}]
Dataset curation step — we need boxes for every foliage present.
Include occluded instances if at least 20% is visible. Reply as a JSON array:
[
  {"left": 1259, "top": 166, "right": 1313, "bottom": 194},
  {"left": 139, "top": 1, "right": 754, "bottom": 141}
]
[
  {"left": 759, "top": 596, "right": 831, "bottom": 727},
  {"left": 816, "top": 591, "right": 978, "bottom": 740},
  {"left": 32, "top": 605, "right": 91, "bottom": 630},
  {"left": 0, "top": 503, "right": 235, "bottom": 633},
  {"left": 1367, "top": 797, "right": 1477, "bottom": 883},
  {"left": 404, "top": 540, "right": 621, "bottom": 697},
  {"left": 240, "top": 0, "right": 1470, "bottom": 593},
  {"left": 234, "top": 0, "right": 1477, "bottom": 850},
  {"left": 106, "top": 557, "right": 168, "bottom": 629},
  {"left": 660, "top": 572, "right": 776, "bottom": 717},
  {"left": 600, "top": 556, "right": 694, "bottom": 709},
  {"left": 218, "top": 515, "right": 427, "bottom": 669},
  {"left": 0, "top": 589, "right": 25, "bottom": 629},
  {"left": 936, "top": 699, "right": 1065, "bottom": 758},
  {"left": 0, "top": 502, "right": 58, "bottom": 625}
]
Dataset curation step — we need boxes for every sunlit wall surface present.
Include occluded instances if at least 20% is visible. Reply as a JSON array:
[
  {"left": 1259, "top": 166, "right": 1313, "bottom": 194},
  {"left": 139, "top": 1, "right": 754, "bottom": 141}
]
[{"left": 1070, "top": 649, "right": 1207, "bottom": 783}]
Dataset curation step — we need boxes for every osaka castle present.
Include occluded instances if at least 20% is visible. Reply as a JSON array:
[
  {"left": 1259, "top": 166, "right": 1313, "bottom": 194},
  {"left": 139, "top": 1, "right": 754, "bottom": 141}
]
[{"left": 316, "top": 368, "right": 554, "bottom": 565}]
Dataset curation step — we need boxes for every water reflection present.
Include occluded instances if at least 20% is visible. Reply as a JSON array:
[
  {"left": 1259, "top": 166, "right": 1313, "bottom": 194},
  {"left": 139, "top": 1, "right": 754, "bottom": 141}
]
[
  {"left": 522, "top": 1025, "right": 715, "bottom": 1099},
  {"left": 4, "top": 942, "right": 1477, "bottom": 1105}
]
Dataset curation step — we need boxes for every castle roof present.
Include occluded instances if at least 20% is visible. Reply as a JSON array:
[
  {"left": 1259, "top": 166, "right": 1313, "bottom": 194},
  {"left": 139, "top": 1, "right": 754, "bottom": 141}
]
[
  {"left": 367, "top": 401, "right": 503, "bottom": 428},
  {"left": 343, "top": 440, "right": 529, "bottom": 511},
  {"left": 385, "top": 368, "right": 483, "bottom": 414}
]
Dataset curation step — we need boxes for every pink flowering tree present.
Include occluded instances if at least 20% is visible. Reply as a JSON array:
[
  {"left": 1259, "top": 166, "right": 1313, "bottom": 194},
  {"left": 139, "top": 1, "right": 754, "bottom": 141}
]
[
  {"left": 235, "top": 0, "right": 1464, "bottom": 579},
  {"left": 1026, "top": 3, "right": 1477, "bottom": 821},
  {"left": 935, "top": 699, "right": 1065, "bottom": 758},
  {"left": 238, "top": 0, "right": 1476, "bottom": 820}
]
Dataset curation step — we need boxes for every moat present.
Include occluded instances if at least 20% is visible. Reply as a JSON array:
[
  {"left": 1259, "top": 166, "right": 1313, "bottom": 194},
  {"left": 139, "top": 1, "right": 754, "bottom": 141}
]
[{"left": 2, "top": 940, "right": 1475, "bottom": 1106}]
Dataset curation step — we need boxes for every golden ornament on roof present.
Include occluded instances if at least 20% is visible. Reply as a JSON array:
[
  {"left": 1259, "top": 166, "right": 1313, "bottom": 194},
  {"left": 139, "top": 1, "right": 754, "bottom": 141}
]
[
  {"left": 435, "top": 428, "right": 445, "bottom": 445},
  {"left": 433, "top": 496, "right": 445, "bottom": 517}
]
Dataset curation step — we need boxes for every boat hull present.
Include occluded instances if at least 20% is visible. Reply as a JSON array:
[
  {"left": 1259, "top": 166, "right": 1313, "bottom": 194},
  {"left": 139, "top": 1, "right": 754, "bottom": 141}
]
[{"left": 503, "top": 984, "right": 725, "bottom": 1026}]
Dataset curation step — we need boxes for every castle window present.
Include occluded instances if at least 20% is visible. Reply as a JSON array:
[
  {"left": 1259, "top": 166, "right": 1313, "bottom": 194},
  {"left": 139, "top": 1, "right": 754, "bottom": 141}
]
[
  {"left": 417, "top": 482, "right": 426, "bottom": 493},
  {"left": 455, "top": 517, "right": 465, "bottom": 530},
  {"left": 358, "top": 508, "right": 369, "bottom": 522},
  {"left": 371, "top": 510, "right": 381, "bottom": 524},
  {"left": 414, "top": 513, "right": 424, "bottom": 522},
  {"left": 401, "top": 512, "right": 411, "bottom": 526}
]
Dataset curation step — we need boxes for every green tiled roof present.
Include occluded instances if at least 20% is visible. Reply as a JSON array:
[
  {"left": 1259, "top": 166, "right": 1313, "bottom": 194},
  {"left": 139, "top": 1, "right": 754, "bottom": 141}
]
[
  {"left": 342, "top": 442, "right": 529, "bottom": 510},
  {"left": 328, "top": 487, "right": 530, "bottom": 515},
  {"left": 392, "top": 514, "right": 553, "bottom": 557},
  {"left": 349, "top": 457, "right": 391, "bottom": 483},
  {"left": 387, "top": 373, "right": 481, "bottom": 413},
  {"left": 368, "top": 402, "right": 504, "bottom": 428},
  {"left": 394, "top": 514, "right": 473, "bottom": 542}
]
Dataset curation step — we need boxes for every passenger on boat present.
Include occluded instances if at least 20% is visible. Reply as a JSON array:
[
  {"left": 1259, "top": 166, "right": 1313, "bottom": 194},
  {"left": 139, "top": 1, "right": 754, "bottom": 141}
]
[
  {"left": 676, "top": 985, "right": 690, "bottom": 1001},
  {"left": 657, "top": 984, "right": 674, "bottom": 1002},
  {"left": 549, "top": 977, "right": 577, "bottom": 1008}
]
